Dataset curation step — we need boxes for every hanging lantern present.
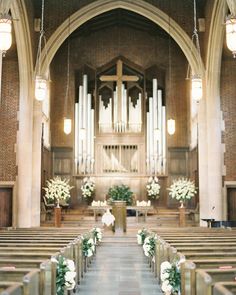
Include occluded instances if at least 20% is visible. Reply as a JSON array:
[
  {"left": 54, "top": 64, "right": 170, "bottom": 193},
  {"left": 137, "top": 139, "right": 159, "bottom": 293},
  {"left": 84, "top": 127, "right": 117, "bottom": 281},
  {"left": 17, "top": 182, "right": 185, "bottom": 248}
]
[
  {"left": 35, "top": 75, "right": 47, "bottom": 101},
  {"left": 167, "top": 119, "right": 175, "bottom": 135},
  {"left": 191, "top": 76, "right": 202, "bottom": 102},
  {"left": 64, "top": 118, "right": 72, "bottom": 135},
  {"left": 226, "top": 15, "right": 236, "bottom": 58},
  {"left": 0, "top": 14, "right": 12, "bottom": 51}
]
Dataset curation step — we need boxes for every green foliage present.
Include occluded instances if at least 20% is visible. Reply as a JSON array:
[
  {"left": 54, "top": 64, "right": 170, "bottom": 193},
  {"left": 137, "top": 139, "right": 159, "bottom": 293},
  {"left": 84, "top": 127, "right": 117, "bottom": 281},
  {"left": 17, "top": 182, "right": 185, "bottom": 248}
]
[
  {"left": 108, "top": 184, "right": 133, "bottom": 205},
  {"left": 56, "top": 256, "right": 68, "bottom": 295}
]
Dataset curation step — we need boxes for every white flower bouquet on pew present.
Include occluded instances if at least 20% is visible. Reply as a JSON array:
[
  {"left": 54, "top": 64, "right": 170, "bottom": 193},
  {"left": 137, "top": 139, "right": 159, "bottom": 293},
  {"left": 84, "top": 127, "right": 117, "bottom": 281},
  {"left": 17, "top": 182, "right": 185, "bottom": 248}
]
[
  {"left": 160, "top": 260, "right": 181, "bottom": 295},
  {"left": 143, "top": 234, "right": 157, "bottom": 257},
  {"left": 82, "top": 235, "right": 96, "bottom": 257},
  {"left": 168, "top": 178, "right": 197, "bottom": 205},
  {"left": 54, "top": 255, "right": 76, "bottom": 295},
  {"left": 81, "top": 177, "right": 95, "bottom": 199},
  {"left": 146, "top": 176, "right": 160, "bottom": 199},
  {"left": 137, "top": 228, "right": 149, "bottom": 245},
  {"left": 44, "top": 176, "right": 73, "bottom": 206},
  {"left": 91, "top": 227, "right": 103, "bottom": 244}
]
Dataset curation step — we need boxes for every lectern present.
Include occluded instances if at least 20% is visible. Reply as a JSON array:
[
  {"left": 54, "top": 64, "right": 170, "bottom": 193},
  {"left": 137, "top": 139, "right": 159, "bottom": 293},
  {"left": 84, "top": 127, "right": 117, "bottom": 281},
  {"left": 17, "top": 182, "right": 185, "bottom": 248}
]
[{"left": 112, "top": 201, "right": 126, "bottom": 232}]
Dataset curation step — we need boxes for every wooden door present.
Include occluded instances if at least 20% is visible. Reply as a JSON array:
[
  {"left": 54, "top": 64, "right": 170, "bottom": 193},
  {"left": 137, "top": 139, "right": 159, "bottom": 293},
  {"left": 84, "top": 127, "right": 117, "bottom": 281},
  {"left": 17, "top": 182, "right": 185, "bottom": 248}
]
[
  {"left": 227, "top": 188, "right": 236, "bottom": 220},
  {"left": 0, "top": 188, "right": 12, "bottom": 227}
]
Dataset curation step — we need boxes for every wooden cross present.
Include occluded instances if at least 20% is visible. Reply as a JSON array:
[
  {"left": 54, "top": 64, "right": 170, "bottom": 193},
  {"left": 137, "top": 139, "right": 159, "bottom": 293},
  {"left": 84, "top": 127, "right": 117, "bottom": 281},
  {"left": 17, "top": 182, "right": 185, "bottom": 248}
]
[{"left": 100, "top": 59, "right": 139, "bottom": 127}]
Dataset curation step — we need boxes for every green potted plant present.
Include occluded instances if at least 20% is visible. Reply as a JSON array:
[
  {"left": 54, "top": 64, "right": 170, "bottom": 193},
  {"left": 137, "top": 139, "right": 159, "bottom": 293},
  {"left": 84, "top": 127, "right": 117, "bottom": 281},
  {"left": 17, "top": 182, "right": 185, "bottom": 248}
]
[{"left": 107, "top": 184, "right": 133, "bottom": 205}]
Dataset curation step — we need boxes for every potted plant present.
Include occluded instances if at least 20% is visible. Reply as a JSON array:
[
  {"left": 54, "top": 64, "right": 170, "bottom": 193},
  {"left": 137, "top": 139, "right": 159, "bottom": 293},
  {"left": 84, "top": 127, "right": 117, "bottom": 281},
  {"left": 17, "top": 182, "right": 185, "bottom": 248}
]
[
  {"left": 107, "top": 184, "right": 133, "bottom": 205},
  {"left": 168, "top": 178, "right": 197, "bottom": 207}
]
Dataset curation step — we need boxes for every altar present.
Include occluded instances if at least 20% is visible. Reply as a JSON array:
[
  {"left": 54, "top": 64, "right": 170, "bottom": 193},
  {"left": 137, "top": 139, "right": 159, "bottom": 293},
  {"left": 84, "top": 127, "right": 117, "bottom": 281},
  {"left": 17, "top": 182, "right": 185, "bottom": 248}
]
[{"left": 88, "top": 205, "right": 154, "bottom": 222}]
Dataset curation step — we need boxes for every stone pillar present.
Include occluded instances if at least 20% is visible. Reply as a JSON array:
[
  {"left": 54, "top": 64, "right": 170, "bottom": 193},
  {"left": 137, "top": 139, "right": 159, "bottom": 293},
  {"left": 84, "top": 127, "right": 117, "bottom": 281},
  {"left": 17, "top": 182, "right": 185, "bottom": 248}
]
[
  {"left": 112, "top": 201, "right": 126, "bottom": 232},
  {"left": 31, "top": 100, "right": 42, "bottom": 226},
  {"left": 16, "top": 89, "right": 33, "bottom": 227}
]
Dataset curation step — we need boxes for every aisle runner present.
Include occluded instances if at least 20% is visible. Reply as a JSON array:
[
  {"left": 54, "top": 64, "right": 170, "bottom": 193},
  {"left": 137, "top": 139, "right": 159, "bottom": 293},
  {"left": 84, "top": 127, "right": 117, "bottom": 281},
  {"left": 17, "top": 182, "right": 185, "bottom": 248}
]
[{"left": 77, "top": 235, "right": 162, "bottom": 295}]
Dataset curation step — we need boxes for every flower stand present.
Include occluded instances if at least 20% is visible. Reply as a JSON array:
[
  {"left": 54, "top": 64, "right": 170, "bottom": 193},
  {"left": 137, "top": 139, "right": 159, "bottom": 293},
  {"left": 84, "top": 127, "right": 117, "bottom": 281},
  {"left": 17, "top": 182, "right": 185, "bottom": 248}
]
[
  {"left": 179, "top": 204, "right": 186, "bottom": 227},
  {"left": 54, "top": 206, "right": 61, "bottom": 227}
]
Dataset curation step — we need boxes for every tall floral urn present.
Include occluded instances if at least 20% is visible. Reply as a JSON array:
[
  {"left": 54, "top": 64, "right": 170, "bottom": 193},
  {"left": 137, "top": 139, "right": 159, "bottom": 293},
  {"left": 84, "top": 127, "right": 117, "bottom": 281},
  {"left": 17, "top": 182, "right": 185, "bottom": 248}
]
[{"left": 168, "top": 178, "right": 197, "bottom": 227}]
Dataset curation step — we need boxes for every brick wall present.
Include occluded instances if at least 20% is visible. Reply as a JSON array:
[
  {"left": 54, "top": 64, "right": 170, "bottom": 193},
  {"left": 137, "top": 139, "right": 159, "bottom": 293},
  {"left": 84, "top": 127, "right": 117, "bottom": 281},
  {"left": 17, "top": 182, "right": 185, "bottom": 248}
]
[
  {"left": 221, "top": 53, "right": 236, "bottom": 181},
  {"left": 0, "top": 53, "right": 19, "bottom": 181},
  {"left": 51, "top": 25, "right": 189, "bottom": 148}
]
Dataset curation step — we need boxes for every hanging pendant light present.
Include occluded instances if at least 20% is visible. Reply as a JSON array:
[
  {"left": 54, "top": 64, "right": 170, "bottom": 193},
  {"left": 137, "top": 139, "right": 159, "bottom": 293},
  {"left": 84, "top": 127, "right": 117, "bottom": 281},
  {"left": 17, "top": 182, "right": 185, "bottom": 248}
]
[
  {"left": 167, "top": 119, "right": 175, "bottom": 135},
  {"left": 226, "top": 15, "right": 236, "bottom": 58},
  {"left": 34, "top": 0, "right": 49, "bottom": 101},
  {"left": 0, "top": 14, "right": 12, "bottom": 51},
  {"left": 188, "top": 0, "right": 203, "bottom": 102},
  {"left": 35, "top": 75, "right": 47, "bottom": 101},
  {"left": 64, "top": 118, "right": 72, "bottom": 135},
  {"left": 191, "top": 75, "right": 202, "bottom": 103}
]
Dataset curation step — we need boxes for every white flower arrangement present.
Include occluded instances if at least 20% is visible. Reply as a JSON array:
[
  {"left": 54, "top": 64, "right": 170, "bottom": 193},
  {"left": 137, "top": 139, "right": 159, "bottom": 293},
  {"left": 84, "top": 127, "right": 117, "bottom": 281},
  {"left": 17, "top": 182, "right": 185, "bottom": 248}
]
[
  {"left": 91, "top": 227, "right": 103, "bottom": 245},
  {"left": 137, "top": 228, "right": 149, "bottom": 245},
  {"left": 168, "top": 178, "right": 197, "bottom": 203},
  {"left": 82, "top": 235, "right": 96, "bottom": 257},
  {"left": 143, "top": 234, "right": 157, "bottom": 257},
  {"left": 81, "top": 177, "right": 95, "bottom": 199},
  {"left": 146, "top": 176, "right": 160, "bottom": 199},
  {"left": 54, "top": 255, "right": 76, "bottom": 295},
  {"left": 44, "top": 177, "right": 73, "bottom": 204},
  {"left": 160, "top": 260, "right": 181, "bottom": 294}
]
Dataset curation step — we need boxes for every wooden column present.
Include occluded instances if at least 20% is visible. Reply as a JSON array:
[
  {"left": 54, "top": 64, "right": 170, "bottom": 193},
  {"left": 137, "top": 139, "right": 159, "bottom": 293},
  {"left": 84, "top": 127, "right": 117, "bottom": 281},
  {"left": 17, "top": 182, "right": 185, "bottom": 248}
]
[
  {"left": 54, "top": 207, "right": 61, "bottom": 227},
  {"left": 179, "top": 207, "right": 186, "bottom": 227},
  {"left": 112, "top": 201, "right": 126, "bottom": 232}
]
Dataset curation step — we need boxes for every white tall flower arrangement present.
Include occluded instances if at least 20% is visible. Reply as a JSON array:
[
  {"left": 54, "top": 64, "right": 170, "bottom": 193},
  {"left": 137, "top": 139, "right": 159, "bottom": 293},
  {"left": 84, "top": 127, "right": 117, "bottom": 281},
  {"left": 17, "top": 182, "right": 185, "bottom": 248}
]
[
  {"left": 168, "top": 178, "right": 197, "bottom": 203},
  {"left": 44, "top": 177, "right": 73, "bottom": 205},
  {"left": 81, "top": 177, "right": 95, "bottom": 199},
  {"left": 146, "top": 176, "right": 160, "bottom": 199}
]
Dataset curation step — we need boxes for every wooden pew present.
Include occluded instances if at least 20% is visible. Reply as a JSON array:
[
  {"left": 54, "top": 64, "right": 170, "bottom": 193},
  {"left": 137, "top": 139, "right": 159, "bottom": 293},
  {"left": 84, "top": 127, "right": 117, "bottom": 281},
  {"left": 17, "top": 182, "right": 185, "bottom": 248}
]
[
  {"left": 0, "top": 282, "right": 23, "bottom": 295},
  {"left": 182, "top": 259, "right": 236, "bottom": 295},
  {"left": 0, "top": 269, "right": 40, "bottom": 295},
  {"left": 213, "top": 282, "right": 236, "bottom": 295},
  {"left": 196, "top": 268, "right": 236, "bottom": 295}
]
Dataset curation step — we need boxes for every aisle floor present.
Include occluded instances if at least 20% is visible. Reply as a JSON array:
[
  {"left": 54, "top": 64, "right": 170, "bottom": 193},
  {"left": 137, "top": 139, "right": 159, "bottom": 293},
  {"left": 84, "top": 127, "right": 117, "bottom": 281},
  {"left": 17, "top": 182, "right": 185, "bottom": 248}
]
[{"left": 76, "top": 235, "right": 162, "bottom": 295}]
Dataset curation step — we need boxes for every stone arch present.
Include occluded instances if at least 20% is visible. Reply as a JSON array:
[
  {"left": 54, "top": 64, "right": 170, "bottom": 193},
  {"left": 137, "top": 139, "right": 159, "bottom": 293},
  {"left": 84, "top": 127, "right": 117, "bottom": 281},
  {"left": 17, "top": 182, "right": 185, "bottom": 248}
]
[{"left": 40, "top": 0, "right": 205, "bottom": 76}]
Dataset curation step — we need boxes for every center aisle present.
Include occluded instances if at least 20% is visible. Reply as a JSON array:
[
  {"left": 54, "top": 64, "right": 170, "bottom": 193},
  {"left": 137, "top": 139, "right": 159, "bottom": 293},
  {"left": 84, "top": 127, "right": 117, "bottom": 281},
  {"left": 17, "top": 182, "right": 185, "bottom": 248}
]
[{"left": 76, "top": 234, "right": 162, "bottom": 295}]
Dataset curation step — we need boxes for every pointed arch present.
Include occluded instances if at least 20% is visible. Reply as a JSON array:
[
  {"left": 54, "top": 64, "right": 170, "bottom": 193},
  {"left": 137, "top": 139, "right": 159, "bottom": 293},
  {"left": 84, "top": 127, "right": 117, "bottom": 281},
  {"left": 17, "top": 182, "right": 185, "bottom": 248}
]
[{"left": 40, "top": 0, "right": 205, "bottom": 76}]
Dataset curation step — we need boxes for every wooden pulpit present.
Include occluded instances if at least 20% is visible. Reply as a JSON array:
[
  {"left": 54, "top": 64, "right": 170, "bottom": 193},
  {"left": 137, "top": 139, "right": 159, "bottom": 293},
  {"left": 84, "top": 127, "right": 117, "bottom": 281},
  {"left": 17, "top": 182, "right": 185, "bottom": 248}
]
[{"left": 112, "top": 201, "right": 127, "bottom": 232}]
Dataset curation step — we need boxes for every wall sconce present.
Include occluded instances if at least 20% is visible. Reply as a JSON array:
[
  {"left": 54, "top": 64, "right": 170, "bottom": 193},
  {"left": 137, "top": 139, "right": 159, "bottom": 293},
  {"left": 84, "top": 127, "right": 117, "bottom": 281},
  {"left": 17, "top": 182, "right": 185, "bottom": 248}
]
[
  {"left": 64, "top": 118, "right": 72, "bottom": 135},
  {"left": 167, "top": 118, "right": 175, "bottom": 135}
]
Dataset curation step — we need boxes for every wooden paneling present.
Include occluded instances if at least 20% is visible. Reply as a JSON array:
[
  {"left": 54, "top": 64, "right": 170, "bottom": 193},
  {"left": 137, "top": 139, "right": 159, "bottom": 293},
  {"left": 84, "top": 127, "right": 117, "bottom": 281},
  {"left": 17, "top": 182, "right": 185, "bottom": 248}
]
[
  {"left": 227, "top": 188, "right": 236, "bottom": 220},
  {"left": 0, "top": 188, "right": 12, "bottom": 227}
]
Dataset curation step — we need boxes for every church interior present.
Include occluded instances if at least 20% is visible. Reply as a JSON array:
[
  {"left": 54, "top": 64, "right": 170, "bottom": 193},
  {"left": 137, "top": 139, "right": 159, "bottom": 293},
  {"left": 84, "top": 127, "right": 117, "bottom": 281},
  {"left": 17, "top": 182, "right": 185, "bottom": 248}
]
[{"left": 1, "top": 0, "right": 236, "bottom": 294}]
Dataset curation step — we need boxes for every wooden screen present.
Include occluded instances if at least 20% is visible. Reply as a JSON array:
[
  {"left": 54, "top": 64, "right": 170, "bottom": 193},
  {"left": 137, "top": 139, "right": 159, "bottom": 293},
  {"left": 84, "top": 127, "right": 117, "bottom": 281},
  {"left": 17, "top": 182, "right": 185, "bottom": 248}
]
[{"left": 102, "top": 145, "right": 138, "bottom": 173}]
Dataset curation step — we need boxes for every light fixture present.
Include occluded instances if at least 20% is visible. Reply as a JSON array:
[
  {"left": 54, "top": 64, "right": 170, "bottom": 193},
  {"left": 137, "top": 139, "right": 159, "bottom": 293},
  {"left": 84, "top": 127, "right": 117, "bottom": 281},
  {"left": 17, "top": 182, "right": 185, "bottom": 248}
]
[
  {"left": 191, "top": 75, "right": 202, "bottom": 102},
  {"left": 34, "top": 0, "right": 48, "bottom": 101},
  {"left": 0, "top": 14, "right": 12, "bottom": 52},
  {"left": 64, "top": 118, "right": 72, "bottom": 135},
  {"left": 167, "top": 119, "right": 175, "bottom": 135},
  {"left": 167, "top": 4, "right": 175, "bottom": 136},
  {"left": 63, "top": 15, "right": 71, "bottom": 135},
  {"left": 226, "top": 15, "right": 236, "bottom": 58},
  {"left": 188, "top": 0, "right": 203, "bottom": 103}
]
